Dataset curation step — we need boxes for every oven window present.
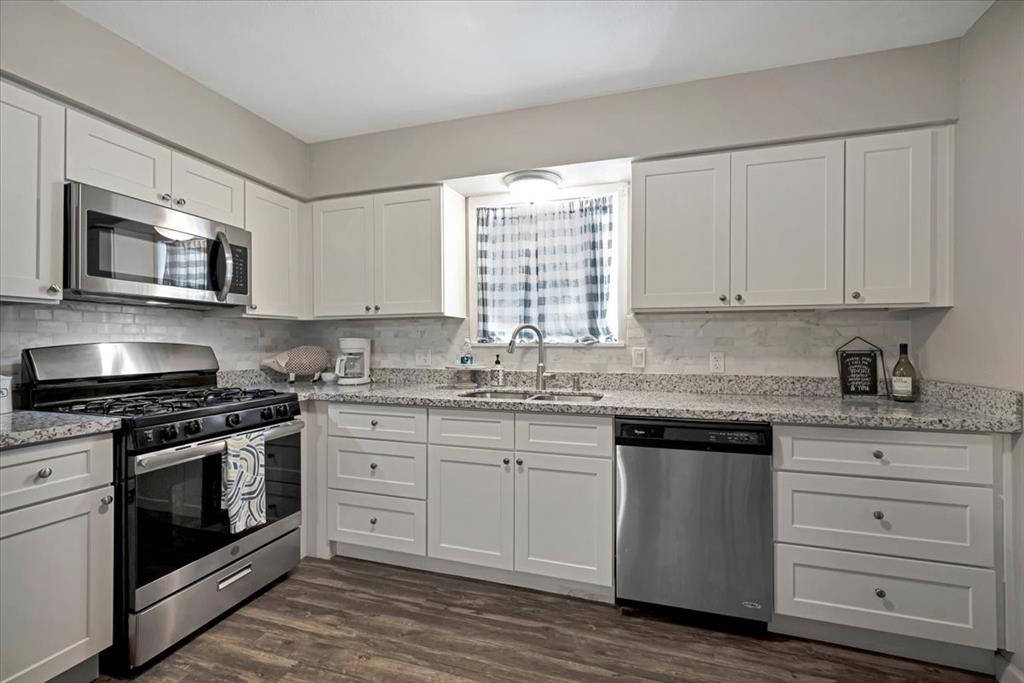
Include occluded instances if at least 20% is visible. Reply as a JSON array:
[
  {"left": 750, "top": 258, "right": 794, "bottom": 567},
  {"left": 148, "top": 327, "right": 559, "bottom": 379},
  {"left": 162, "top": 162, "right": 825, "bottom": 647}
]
[
  {"left": 133, "top": 432, "right": 301, "bottom": 588},
  {"left": 86, "top": 211, "right": 215, "bottom": 290}
]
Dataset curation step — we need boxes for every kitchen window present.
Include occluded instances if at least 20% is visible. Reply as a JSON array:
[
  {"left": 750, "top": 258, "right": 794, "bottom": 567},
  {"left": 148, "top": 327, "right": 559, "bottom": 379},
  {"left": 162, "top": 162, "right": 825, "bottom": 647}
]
[{"left": 469, "top": 183, "right": 627, "bottom": 346}]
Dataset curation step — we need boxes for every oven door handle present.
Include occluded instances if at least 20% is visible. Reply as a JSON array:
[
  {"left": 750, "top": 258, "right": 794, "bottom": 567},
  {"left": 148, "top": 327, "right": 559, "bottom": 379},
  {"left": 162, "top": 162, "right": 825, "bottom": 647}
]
[{"left": 133, "top": 419, "right": 304, "bottom": 474}]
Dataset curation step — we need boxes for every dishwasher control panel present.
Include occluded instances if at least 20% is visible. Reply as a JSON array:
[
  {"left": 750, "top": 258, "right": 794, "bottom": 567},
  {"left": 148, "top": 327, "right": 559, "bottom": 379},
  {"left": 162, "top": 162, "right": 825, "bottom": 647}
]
[{"left": 615, "top": 419, "right": 771, "bottom": 454}]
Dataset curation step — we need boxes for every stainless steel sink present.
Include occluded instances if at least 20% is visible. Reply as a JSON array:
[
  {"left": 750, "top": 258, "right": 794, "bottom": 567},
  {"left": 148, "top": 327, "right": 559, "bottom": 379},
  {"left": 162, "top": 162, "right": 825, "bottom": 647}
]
[{"left": 459, "top": 389, "right": 603, "bottom": 403}]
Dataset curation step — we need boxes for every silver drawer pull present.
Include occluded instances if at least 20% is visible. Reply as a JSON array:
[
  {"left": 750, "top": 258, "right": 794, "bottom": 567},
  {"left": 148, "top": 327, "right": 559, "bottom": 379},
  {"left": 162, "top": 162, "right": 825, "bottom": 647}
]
[
  {"left": 369, "top": 517, "right": 378, "bottom": 525},
  {"left": 872, "top": 510, "right": 885, "bottom": 520},
  {"left": 217, "top": 565, "right": 253, "bottom": 591},
  {"left": 100, "top": 495, "right": 114, "bottom": 505},
  {"left": 874, "top": 588, "right": 887, "bottom": 599},
  {"left": 369, "top": 462, "right": 378, "bottom": 470},
  {"left": 37, "top": 467, "right": 54, "bottom": 479},
  {"left": 370, "top": 419, "right": 379, "bottom": 427},
  {"left": 872, "top": 450, "right": 885, "bottom": 460}
]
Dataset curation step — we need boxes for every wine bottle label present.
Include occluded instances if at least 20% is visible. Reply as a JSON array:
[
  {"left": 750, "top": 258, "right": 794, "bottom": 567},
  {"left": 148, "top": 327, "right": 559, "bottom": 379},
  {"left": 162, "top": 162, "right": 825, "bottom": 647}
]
[{"left": 892, "top": 376, "right": 914, "bottom": 396}]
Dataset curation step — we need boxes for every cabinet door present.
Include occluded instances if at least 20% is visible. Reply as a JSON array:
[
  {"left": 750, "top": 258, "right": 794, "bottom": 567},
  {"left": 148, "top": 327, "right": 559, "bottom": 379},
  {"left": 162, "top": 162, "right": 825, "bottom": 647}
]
[
  {"left": 845, "top": 130, "right": 933, "bottom": 305},
  {"left": 513, "top": 452, "right": 613, "bottom": 585},
  {"left": 312, "top": 195, "right": 374, "bottom": 317},
  {"left": 66, "top": 109, "right": 172, "bottom": 205},
  {"left": 373, "top": 187, "right": 442, "bottom": 316},
  {"left": 631, "top": 154, "right": 731, "bottom": 309},
  {"left": 171, "top": 151, "right": 245, "bottom": 226},
  {"left": 0, "top": 486, "right": 114, "bottom": 683},
  {"left": 0, "top": 81, "right": 65, "bottom": 303},
  {"left": 427, "top": 445, "right": 513, "bottom": 569},
  {"left": 731, "top": 140, "right": 844, "bottom": 306},
  {"left": 244, "top": 182, "right": 300, "bottom": 318}
]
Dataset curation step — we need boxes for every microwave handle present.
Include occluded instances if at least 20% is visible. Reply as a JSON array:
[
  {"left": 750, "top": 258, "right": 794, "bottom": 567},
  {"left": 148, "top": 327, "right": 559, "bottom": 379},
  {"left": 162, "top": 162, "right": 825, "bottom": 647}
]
[{"left": 215, "top": 231, "right": 234, "bottom": 302}]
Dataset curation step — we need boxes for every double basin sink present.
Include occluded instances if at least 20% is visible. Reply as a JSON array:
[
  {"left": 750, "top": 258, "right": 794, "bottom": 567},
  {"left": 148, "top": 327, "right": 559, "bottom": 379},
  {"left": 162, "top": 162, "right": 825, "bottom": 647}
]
[{"left": 459, "top": 389, "right": 604, "bottom": 404}]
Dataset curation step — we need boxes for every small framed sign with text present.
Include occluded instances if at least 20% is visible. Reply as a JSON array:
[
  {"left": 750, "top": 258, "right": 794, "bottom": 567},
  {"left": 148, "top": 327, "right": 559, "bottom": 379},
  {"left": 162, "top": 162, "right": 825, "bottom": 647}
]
[{"left": 835, "top": 337, "right": 891, "bottom": 399}]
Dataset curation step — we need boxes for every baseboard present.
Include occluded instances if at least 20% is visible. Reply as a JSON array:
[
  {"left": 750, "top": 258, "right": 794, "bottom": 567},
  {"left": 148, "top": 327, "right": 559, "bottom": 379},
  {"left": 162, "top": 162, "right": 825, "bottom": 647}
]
[
  {"left": 332, "top": 542, "right": 615, "bottom": 603},
  {"left": 770, "top": 614, "right": 996, "bottom": 675},
  {"left": 998, "top": 657, "right": 1024, "bottom": 683}
]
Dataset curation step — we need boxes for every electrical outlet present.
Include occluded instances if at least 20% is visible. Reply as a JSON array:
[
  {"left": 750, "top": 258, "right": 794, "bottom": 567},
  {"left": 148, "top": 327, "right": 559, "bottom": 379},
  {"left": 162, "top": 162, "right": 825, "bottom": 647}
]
[
  {"left": 631, "top": 347, "right": 647, "bottom": 369},
  {"left": 709, "top": 351, "right": 725, "bottom": 374},
  {"left": 415, "top": 349, "right": 431, "bottom": 367}
]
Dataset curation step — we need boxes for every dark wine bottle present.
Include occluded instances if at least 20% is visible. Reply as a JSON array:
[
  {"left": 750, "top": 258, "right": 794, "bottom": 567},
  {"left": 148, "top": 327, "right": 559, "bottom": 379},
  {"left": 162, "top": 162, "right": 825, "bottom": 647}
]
[{"left": 891, "top": 343, "right": 919, "bottom": 402}]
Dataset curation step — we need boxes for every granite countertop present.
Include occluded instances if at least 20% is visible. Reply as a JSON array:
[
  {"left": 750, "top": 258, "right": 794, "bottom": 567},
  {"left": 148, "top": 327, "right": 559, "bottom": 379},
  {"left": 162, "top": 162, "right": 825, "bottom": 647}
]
[
  {"left": 260, "top": 382, "right": 1022, "bottom": 433},
  {"left": 0, "top": 410, "right": 123, "bottom": 450}
]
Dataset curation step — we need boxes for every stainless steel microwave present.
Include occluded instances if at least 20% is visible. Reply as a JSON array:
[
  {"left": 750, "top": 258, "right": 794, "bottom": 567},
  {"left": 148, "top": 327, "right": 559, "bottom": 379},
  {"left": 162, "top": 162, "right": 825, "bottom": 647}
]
[{"left": 65, "top": 182, "right": 251, "bottom": 308}]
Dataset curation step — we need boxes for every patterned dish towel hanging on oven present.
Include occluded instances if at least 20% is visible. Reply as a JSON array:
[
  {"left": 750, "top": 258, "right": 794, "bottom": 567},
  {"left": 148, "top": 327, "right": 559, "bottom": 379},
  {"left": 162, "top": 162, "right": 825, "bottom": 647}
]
[{"left": 222, "top": 429, "right": 267, "bottom": 533}]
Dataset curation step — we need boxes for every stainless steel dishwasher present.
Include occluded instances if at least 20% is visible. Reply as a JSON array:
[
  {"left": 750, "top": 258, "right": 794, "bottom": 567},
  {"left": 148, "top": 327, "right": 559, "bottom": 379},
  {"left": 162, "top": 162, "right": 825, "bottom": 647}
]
[{"left": 615, "top": 418, "right": 773, "bottom": 621}]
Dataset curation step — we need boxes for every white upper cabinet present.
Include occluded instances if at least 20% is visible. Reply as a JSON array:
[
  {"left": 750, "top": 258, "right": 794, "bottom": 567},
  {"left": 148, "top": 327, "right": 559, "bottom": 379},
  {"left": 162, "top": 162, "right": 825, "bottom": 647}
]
[
  {"left": 66, "top": 109, "right": 172, "bottom": 206},
  {"left": 244, "top": 182, "right": 301, "bottom": 318},
  {"left": 845, "top": 128, "right": 945, "bottom": 305},
  {"left": 171, "top": 152, "right": 245, "bottom": 227},
  {"left": 0, "top": 81, "right": 65, "bottom": 304},
  {"left": 731, "top": 140, "right": 845, "bottom": 307},
  {"left": 631, "top": 154, "right": 731, "bottom": 309},
  {"left": 312, "top": 195, "right": 375, "bottom": 317},
  {"left": 66, "top": 111, "right": 246, "bottom": 225},
  {"left": 312, "top": 186, "right": 466, "bottom": 319}
]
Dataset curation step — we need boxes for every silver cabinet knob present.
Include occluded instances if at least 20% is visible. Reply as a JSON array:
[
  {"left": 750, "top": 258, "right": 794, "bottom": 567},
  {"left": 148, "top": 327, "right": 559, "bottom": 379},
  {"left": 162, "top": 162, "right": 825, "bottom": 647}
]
[
  {"left": 718, "top": 294, "right": 728, "bottom": 302},
  {"left": 502, "top": 457, "right": 511, "bottom": 465},
  {"left": 370, "top": 419, "right": 379, "bottom": 427},
  {"left": 872, "top": 450, "right": 885, "bottom": 460},
  {"left": 174, "top": 198, "right": 186, "bottom": 207},
  {"left": 369, "top": 462, "right": 378, "bottom": 470},
  {"left": 851, "top": 291, "right": 862, "bottom": 300},
  {"left": 369, "top": 517, "right": 378, "bottom": 525},
  {"left": 47, "top": 283, "right": 61, "bottom": 294},
  {"left": 734, "top": 293, "right": 744, "bottom": 302},
  {"left": 374, "top": 304, "right": 380, "bottom": 312},
  {"left": 249, "top": 304, "right": 258, "bottom": 310},
  {"left": 100, "top": 495, "right": 114, "bottom": 505},
  {"left": 365, "top": 305, "right": 372, "bottom": 312},
  {"left": 37, "top": 467, "right": 53, "bottom": 479},
  {"left": 159, "top": 193, "right": 172, "bottom": 202},
  {"left": 872, "top": 510, "right": 885, "bottom": 520},
  {"left": 515, "top": 458, "right": 524, "bottom": 466},
  {"left": 875, "top": 588, "right": 887, "bottom": 599}
]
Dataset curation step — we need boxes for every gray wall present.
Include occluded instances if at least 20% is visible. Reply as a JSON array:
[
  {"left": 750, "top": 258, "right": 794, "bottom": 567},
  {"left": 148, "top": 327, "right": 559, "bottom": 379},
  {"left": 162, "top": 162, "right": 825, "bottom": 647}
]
[
  {"left": 308, "top": 40, "right": 960, "bottom": 196},
  {"left": 0, "top": 0, "right": 309, "bottom": 197}
]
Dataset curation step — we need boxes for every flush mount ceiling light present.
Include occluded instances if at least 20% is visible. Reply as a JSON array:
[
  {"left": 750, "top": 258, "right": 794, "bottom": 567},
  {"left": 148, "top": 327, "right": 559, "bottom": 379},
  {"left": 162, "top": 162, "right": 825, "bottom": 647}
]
[{"left": 502, "top": 170, "right": 562, "bottom": 201}]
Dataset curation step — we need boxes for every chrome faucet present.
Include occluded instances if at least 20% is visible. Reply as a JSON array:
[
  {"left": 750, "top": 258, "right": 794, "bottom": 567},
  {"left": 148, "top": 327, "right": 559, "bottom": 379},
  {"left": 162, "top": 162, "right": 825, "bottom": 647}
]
[{"left": 507, "top": 324, "right": 550, "bottom": 390}]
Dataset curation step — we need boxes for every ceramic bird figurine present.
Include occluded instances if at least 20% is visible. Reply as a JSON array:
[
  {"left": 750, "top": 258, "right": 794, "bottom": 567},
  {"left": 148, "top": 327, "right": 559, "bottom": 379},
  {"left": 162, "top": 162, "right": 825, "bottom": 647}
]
[{"left": 261, "top": 345, "right": 331, "bottom": 383}]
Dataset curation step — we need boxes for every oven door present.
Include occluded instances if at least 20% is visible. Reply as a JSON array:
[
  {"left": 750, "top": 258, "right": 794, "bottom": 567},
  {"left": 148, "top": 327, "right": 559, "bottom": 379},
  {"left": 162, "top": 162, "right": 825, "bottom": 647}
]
[
  {"left": 126, "top": 420, "right": 302, "bottom": 610},
  {"left": 66, "top": 182, "right": 251, "bottom": 307}
]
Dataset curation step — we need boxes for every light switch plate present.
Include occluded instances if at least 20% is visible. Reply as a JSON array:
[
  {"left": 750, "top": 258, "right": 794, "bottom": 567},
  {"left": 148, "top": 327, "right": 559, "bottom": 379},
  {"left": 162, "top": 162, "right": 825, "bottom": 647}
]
[
  {"left": 709, "top": 351, "right": 725, "bottom": 374},
  {"left": 415, "top": 349, "right": 431, "bottom": 367},
  {"left": 631, "top": 347, "right": 647, "bottom": 369}
]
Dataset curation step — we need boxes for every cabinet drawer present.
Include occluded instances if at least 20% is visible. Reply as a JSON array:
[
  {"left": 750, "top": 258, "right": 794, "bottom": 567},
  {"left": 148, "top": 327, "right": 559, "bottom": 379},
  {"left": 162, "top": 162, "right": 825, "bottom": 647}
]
[
  {"left": 776, "top": 472, "right": 994, "bottom": 566},
  {"left": 0, "top": 435, "right": 113, "bottom": 512},
  {"left": 327, "top": 404, "right": 427, "bottom": 442},
  {"left": 326, "top": 437, "right": 425, "bottom": 499},
  {"left": 429, "top": 409, "right": 515, "bottom": 450},
  {"left": 326, "top": 490, "right": 425, "bottom": 555},
  {"left": 775, "top": 426, "right": 994, "bottom": 484},
  {"left": 775, "top": 544, "right": 996, "bottom": 649},
  {"left": 514, "top": 414, "right": 613, "bottom": 458}
]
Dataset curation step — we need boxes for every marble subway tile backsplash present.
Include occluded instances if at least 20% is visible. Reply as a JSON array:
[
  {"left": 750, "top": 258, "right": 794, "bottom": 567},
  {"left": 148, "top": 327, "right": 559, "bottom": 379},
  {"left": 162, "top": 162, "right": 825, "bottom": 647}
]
[{"left": 0, "top": 301, "right": 313, "bottom": 381}]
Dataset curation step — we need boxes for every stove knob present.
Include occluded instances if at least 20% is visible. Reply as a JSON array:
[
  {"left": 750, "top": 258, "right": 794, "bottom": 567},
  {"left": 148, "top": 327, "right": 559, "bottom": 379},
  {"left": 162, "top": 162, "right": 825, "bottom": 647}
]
[
  {"left": 275, "top": 404, "right": 289, "bottom": 418},
  {"left": 225, "top": 413, "right": 241, "bottom": 428},
  {"left": 261, "top": 407, "right": 275, "bottom": 420},
  {"left": 160, "top": 424, "right": 179, "bottom": 441},
  {"left": 184, "top": 420, "right": 203, "bottom": 435}
]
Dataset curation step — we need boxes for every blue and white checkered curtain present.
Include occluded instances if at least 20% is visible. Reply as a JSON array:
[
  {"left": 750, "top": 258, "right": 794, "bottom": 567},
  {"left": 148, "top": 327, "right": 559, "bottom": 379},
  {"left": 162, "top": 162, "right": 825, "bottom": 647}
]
[{"left": 477, "top": 195, "right": 615, "bottom": 344}]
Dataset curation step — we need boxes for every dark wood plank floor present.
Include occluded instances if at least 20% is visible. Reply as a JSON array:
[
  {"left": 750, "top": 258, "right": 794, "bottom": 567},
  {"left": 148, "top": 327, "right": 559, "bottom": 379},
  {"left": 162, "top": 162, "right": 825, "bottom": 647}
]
[{"left": 103, "top": 557, "right": 992, "bottom": 683}]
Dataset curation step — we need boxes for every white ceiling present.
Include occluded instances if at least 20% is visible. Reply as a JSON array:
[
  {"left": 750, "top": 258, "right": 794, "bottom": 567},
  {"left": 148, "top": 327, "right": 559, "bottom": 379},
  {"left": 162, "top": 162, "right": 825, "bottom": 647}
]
[{"left": 62, "top": 0, "right": 991, "bottom": 143}]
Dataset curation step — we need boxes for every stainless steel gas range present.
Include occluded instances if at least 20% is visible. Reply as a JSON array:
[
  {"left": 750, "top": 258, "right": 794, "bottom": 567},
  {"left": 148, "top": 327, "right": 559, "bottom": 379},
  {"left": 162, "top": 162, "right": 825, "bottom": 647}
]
[{"left": 21, "top": 342, "right": 302, "bottom": 672}]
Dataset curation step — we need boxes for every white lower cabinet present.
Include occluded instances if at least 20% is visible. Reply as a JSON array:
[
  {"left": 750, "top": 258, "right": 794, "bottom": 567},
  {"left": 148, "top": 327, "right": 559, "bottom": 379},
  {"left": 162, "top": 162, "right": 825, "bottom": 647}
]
[
  {"left": 427, "top": 445, "right": 514, "bottom": 569},
  {"left": 0, "top": 484, "right": 114, "bottom": 683},
  {"left": 326, "top": 489, "right": 426, "bottom": 555},
  {"left": 513, "top": 452, "right": 613, "bottom": 585},
  {"left": 776, "top": 544, "right": 996, "bottom": 649}
]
